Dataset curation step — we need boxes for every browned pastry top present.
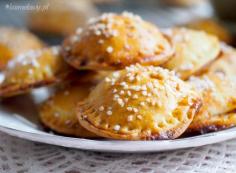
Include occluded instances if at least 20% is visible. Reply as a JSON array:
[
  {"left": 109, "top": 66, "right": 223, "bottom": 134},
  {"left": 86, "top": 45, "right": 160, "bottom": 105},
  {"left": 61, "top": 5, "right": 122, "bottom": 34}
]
[
  {"left": 62, "top": 12, "right": 173, "bottom": 70},
  {"left": 77, "top": 64, "right": 201, "bottom": 140}
]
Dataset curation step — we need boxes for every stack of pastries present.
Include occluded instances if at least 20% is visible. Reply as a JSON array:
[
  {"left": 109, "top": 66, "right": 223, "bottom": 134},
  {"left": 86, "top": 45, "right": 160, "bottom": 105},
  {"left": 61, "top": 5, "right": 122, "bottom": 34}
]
[{"left": 1, "top": 12, "right": 236, "bottom": 140}]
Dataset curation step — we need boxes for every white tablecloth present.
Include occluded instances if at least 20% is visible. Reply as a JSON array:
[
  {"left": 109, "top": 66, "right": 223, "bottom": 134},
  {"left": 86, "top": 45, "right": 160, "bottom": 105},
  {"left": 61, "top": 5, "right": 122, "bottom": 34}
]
[{"left": 0, "top": 131, "right": 236, "bottom": 173}]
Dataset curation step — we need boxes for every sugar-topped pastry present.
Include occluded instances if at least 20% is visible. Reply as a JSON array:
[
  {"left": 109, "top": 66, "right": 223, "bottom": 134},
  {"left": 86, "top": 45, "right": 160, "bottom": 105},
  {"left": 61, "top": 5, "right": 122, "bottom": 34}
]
[
  {"left": 0, "top": 46, "right": 72, "bottom": 97},
  {"left": 162, "top": 28, "right": 220, "bottom": 80},
  {"left": 39, "top": 82, "right": 98, "bottom": 138},
  {"left": 77, "top": 64, "right": 201, "bottom": 140},
  {"left": 0, "top": 27, "right": 44, "bottom": 70},
  {"left": 194, "top": 45, "right": 236, "bottom": 115},
  {"left": 186, "top": 45, "right": 236, "bottom": 134},
  {"left": 189, "top": 74, "right": 236, "bottom": 119},
  {"left": 62, "top": 12, "right": 173, "bottom": 70}
]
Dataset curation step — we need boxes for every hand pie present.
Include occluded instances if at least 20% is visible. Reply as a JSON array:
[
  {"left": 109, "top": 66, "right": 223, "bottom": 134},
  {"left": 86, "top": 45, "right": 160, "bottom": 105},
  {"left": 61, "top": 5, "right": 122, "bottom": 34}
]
[
  {"left": 77, "top": 64, "right": 201, "bottom": 140},
  {"left": 62, "top": 12, "right": 173, "bottom": 70},
  {"left": 39, "top": 82, "right": 98, "bottom": 138},
  {"left": 28, "top": 0, "right": 98, "bottom": 36},
  {"left": 185, "top": 19, "right": 232, "bottom": 44},
  {"left": 191, "top": 45, "right": 236, "bottom": 115},
  {"left": 186, "top": 46, "right": 236, "bottom": 134},
  {"left": 189, "top": 74, "right": 236, "bottom": 119},
  {"left": 162, "top": 28, "right": 220, "bottom": 80},
  {"left": 0, "top": 46, "right": 72, "bottom": 97},
  {"left": 0, "top": 27, "right": 44, "bottom": 70}
]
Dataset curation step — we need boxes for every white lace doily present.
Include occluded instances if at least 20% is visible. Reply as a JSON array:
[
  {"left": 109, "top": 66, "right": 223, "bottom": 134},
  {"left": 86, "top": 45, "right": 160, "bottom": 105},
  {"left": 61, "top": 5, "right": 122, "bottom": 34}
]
[{"left": 0, "top": 131, "right": 235, "bottom": 173}]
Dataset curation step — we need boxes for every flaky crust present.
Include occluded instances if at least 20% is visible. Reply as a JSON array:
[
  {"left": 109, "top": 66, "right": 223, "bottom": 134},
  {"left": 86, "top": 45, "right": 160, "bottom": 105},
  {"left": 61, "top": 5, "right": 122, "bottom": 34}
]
[
  {"left": 77, "top": 65, "right": 201, "bottom": 140},
  {"left": 189, "top": 74, "right": 236, "bottom": 119},
  {"left": 162, "top": 28, "right": 220, "bottom": 80},
  {"left": 0, "top": 46, "right": 72, "bottom": 97},
  {"left": 187, "top": 50, "right": 236, "bottom": 134},
  {"left": 186, "top": 112, "right": 236, "bottom": 135},
  {"left": 39, "top": 83, "right": 98, "bottom": 138},
  {"left": 61, "top": 12, "right": 173, "bottom": 70},
  {"left": 0, "top": 27, "right": 44, "bottom": 70}
]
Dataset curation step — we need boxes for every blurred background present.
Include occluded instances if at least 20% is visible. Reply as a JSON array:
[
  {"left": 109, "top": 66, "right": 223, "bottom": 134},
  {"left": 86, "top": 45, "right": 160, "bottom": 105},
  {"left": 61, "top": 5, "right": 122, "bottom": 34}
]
[{"left": 0, "top": 0, "right": 236, "bottom": 46}]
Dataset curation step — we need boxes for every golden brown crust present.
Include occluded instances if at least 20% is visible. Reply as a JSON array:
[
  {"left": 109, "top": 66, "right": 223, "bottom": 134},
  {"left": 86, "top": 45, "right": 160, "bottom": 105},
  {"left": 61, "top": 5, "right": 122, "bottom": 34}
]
[
  {"left": 61, "top": 12, "right": 173, "bottom": 70},
  {"left": 0, "top": 27, "right": 44, "bottom": 70},
  {"left": 189, "top": 74, "right": 236, "bottom": 119},
  {"left": 186, "top": 112, "right": 236, "bottom": 135},
  {"left": 0, "top": 46, "right": 72, "bottom": 97},
  {"left": 78, "top": 100, "right": 201, "bottom": 140},
  {"left": 77, "top": 65, "right": 202, "bottom": 140},
  {"left": 0, "top": 79, "right": 56, "bottom": 98},
  {"left": 39, "top": 82, "right": 98, "bottom": 138},
  {"left": 162, "top": 28, "right": 220, "bottom": 80},
  {"left": 187, "top": 48, "right": 236, "bottom": 134}
]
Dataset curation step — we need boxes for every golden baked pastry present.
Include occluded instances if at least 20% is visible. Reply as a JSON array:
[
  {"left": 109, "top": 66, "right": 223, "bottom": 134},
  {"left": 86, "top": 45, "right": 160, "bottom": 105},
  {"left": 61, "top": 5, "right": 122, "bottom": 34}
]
[
  {"left": 186, "top": 111, "right": 236, "bottom": 134},
  {"left": 39, "top": 82, "right": 98, "bottom": 138},
  {"left": 189, "top": 73, "right": 236, "bottom": 119},
  {"left": 186, "top": 45, "right": 236, "bottom": 134},
  {"left": 62, "top": 12, "right": 173, "bottom": 70},
  {"left": 0, "top": 27, "right": 44, "bottom": 70},
  {"left": 162, "top": 28, "right": 220, "bottom": 80},
  {"left": 77, "top": 64, "right": 202, "bottom": 140},
  {"left": 0, "top": 46, "right": 71, "bottom": 97},
  {"left": 186, "top": 19, "right": 232, "bottom": 44},
  {"left": 28, "top": 0, "right": 98, "bottom": 36}
]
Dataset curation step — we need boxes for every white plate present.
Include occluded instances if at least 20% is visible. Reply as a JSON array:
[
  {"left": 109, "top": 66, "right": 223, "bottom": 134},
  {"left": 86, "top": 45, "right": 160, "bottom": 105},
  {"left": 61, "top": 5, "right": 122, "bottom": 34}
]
[{"left": 1, "top": 89, "right": 236, "bottom": 153}]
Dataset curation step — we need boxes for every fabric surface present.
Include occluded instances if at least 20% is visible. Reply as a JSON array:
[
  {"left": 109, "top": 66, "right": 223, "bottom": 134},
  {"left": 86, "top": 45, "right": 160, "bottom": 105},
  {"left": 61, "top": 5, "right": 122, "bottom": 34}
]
[{"left": 0, "top": 132, "right": 235, "bottom": 173}]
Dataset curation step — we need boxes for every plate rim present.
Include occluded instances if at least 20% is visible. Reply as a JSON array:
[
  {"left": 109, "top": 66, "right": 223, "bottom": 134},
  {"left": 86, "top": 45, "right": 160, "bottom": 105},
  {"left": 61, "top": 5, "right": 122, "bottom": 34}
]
[{"left": 0, "top": 125, "right": 236, "bottom": 153}]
